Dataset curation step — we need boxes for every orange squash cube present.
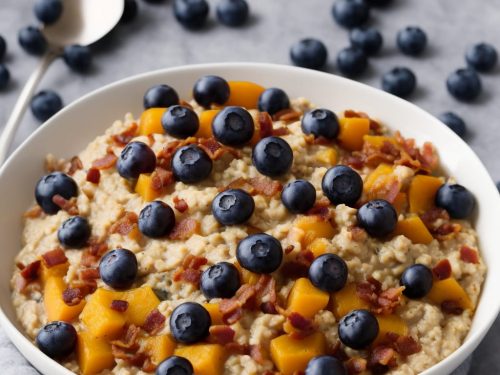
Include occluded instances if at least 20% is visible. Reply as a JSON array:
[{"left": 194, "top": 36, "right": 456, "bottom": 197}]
[
  {"left": 331, "top": 283, "right": 369, "bottom": 319},
  {"left": 294, "top": 216, "right": 335, "bottom": 247},
  {"left": 80, "top": 288, "right": 126, "bottom": 338},
  {"left": 77, "top": 331, "right": 115, "bottom": 375},
  {"left": 408, "top": 175, "right": 443, "bottom": 214},
  {"left": 174, "top": 344, "right": 227, "bottom": 375},
  {"left": 338, "top": 117, "right": 370, "bottom": 151},
  {"left": 196, "top": 109, "right": 220, "bottom": 138},
  {"left": 364, "top": 163, "right": 394, "bottom": 192},
  {"left": 394, "top": 216, "right": 433, "bottom": 244},
  {"left": 135, "top": 173, "right": 161, "bottom": 202},
  {"left": 225, "top": 81, "right": 265, "bottom": 109},
  {"left": 123, "top": 285, "right": 161, "bottom": 326},
  {"left": 44, "top": 277, "right": 85, "bottom": 322},
  {"left": 40, "top": 260, "right": 69, "bottom": 285},
  {"left": 363, "top": 135, "right": 397, "bottom": 148},
  {"left": 374, "top": 315, "right": 408, "bottom": 344},
  {"left": 234, "top": 262, "right": 260, "bottom": 285},
  {"left": 427, "top": 277, "right": 473, "bottom": 310},
  {"left": 138, "top": 108, "right": 166, "bottom": 136},
  {"left": 143, "top": 335, "right": 176, "bottom": 365},
  {"left": 392, "top": 192, "right": 408, "bottom": 215},
  {"left": 315, "top": 148, "right": 338, "bottom": 165},
  {"left": 202, "top": 303, "right": 224, "bottom": 325},
  {"left": 287, "top": 278, "right": 330, "bottom": 318},
  {"left": 307, "top": 238, "right": 330, "bottom": 258}
]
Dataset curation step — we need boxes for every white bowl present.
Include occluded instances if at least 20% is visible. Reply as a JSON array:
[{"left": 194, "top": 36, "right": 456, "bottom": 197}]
[{"left": 0, "top": 63, "right": 499, "bottom": 375}]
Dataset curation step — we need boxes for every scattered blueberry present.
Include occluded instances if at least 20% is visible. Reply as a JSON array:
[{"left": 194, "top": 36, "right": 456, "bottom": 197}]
[
  {"left": 321, "top": 165, "right": 363, "bottom": 206},
  {"left": 212, "top": 106, "right": 254, "bottom": 146},
  {"left": 200, "top": 262, "right": 241, "bottom": 299},
  {"left": 252, "top": 136, "right": 293, "bottom": 177},
  {"left": 171, "top": 144, "right": 213, "bottom": 183},
  {"left": 258, "top": 88, "right": 290, "bottom": 115},
  {"left": 438, "top": 112, "right": 467, "bottom": 138},
  {"left": 174, "top": 0, "right": 210, "bottom": 29},
  {"left": 382, "top": 67, "right": 416, "bottom": 98},
  {"left": 336, "top": 47, "right": 367, "bottom": 77},
  {"left": 0, "top": 64, "right": 10, "bottom": 90},
  {"left": 466, "top": 43, "right": 498, "bottom": 72},
  {"left": 332, "top": 0, "right": 370, "bottom": 29},
  {"left": 35, "top": 172, "right": 78, "bottom": 214},
  {"left": 212, "top": 189, "right": 255, "bottom": 225},
  {"left": 117, "top": 141, "right": 156, "bottom": 179},
  {"left": 446, "top": 68, "right": 482, "bottom": 102},
  {"left": 58, "top": 216, "right": 91, "bottom": 248},
  {"left": 301, "top": 108, "right": 340, "bottom": 139},
  {"left": 156, "top": 356, "right": 194, "bottom": 375},
  {"left": 162, "top": 105, "right": 200, "bottom": 138},
  {"left": 99, "top": 248, "right": 138, "bottom": 290},
  {"left": 120, "top": 0, "right": 139, "bottom": 23},
  {"left": 290, "top": 38, "right": 328, "bottom": 70},
  {"left": 357, "top": 199, "right": 397, "bottom": 237},
  {"left": 305, "top": 355, "right": 347, "bottom": 375},
  {"left": 397, "top": 26, "right": 427, "bottom": 56},
  {"left": 170, "top": 302, "right": 211, "bottom": 344},
  {"left": 400, "top": 264, "right": 433, "bottom": 299},
  {"left": 0, "top": 35, "right": 7, "bottom": 60},
  {"left": 349, "top": 27, "right": 383, "bottom": 56},
  {"left": 435, "top": 183, "right": 475, "bottom": 219},
  {"left": 138, "top": 201, "right": 176, "bottom": 238},
  {"left": 143, "top": 84, "right": 179, "bottom": 109},
  {"left": 281, "top": 179, "right": 317, "bottom": 214},
  {"left": 34, "top": 0, "right": 63, "bottom": 25},
  {"left": 365, "top": 0, "right": 392, "bottom": 6},
  {"left": 216, "top": 0, "right": 249, "bottom": 27},
  {"left": 63, "top": 45, "right": 92, "bottom": 72},
  {"left": 309, "top": 253, "right": 348, "bottom": 293},
  {"left": 338, "top": 309, "right": 379, "bottom": 349},
  {"left": 36, "top": 321, "right": 77, "bottom": 359},
  {"left": 18, "top": 26, "right": 47, "bottom": 55},
  {"left": 31, "top": 90, "right": 63, "bottom": 122},
  {"left": 236, "top": 233, "right": 283, "bottom": 274},
  {"left": 193, "top": 75, "right": 230, "bottom": 108}
]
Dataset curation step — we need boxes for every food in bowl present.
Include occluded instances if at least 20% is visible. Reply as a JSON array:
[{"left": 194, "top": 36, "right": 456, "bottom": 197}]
[{"left": 11, "top": 76, "right": 485, "bottom": 375}]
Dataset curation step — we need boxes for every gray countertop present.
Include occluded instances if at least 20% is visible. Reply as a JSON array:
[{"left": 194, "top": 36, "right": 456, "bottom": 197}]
[{"left": 0, "top": 0, "right": 499, "bottom": 374}]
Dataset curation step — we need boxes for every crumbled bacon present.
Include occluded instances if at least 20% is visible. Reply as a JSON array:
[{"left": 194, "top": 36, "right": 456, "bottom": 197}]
[
  {"left": 172, "top": 254, "right": 208, "bottom": 284},
  {"left": 142, "top": 309, "right": 166, "bottom": 334},
  {"left": 250, "top": 344, "right": 267, "bottom": 364},
  {"left": 112, "top": 325, "right": 141, "bottom": 350},
  {"left": 272, "top": 127, "right": 290, "bottom": 136},
  {"left": 248, "top": 177, "right": 283, "bottom": 197},
  {"left": 345, "top": 358, "right": 368, "bottom": 374},
  {"left": 62, "top": 288, "right": 83, "bottom": 306},
  {"left": 357, "top": 277, "right": 403, "bottom": 315},
  {"left": 52, "top": 194, "right": 79, "bottom": 215},
  {"left": 342, "top": 154, "right": 365, "bottom": 170},
  {"left": 258, "top": 112, "right": 274, "bottom": 139},
  {"left": 272, "top": 108, "right": 301, "bottom": 122},
  {"left": 141, "top": 359, "right": 156, "bottom": 373},
  {"left": 23, "top": 205, "right": 43, "bottom": 218},
  {"left": 460, "top": 245, "right": 479, "bottom": 264},
  {"left": 156, "top": 138, "right": 195, "bottom": 169},
  {"left": 434, "top": 222, "right": 462, "bottom": 240},
  {"left": 349, "top": 226, "right": 368, "bottom": 242},
  {"left": 111, "top": 326, "right": 145, "bottom": 366},
  {"left": 110, "top": 211, "right": 138, "bottom": 236},
  {"left": 261, "top": 301, "right": 278, "bottom": 314},
  {"left": 432, "top": 259, "right": 452, "bottom": 280},
  {"left": 198, "top": 138, "right": 240, "bottom": 161},
  {"left": 81, "top": 250, "right": 100, "bottom": 267},
  {"left": 70, "top": 279, "right": 97, "bottom": 296},
  {"left": 20, "top": 260, "right": 41, "bottom": 280},
  {"left": 168, "top": 218, "right": 200, "bottom": 240},
  {"left": 306, "top": 198, "right": 332, "bottom": 219},
  {"left": 88, "top": 238, "right": 108, "bottom": 256},
  {"left": 368, "top": 345, "right": 397, "bottom": 369},
  {"left": 112, "top": 123, "right": 138, "bottom": 146},
  {"left": 92, "top": 152, "right": 118, "bottom": 170},
  {"left": 288, "top": 312, "right": 316, "bottom": 339},
  {"left": 151, "top": 167, "right": 174, "bottom": 191},
  {"left": 209, "top": 325, "right": 235, "bottom": 345},
  {"left": 112, "top": 346, "right": 146, "bottom": 366},
  {"left": 280, "top": 249, "right": 314, "bottom": 279},
  {"left": 420, "top": 207, "right": 449, "bottom": 229},
  {"left": 110, "top": 300, "right": 129, "bottom": 312},
  {"left": 86, "top": 168, "right": 101, "bottom": 184},
  {"left": 393, "top": 335, "right": 422, "bottom": 356},
  {"left": 225, "top": 342, "right": 250, "bottom": 355},
  {"left": 80, "top": 268, "right": 100, "bottom": 280},
  {"left": 67, "top": 156, "right": 83, "bottom": 175},
  {"left": 220, "top": 285, "right": 257, "bottom": 324},
  {"left": 441, "top": 300, "right": 464, "bottom": 315},
  {"left": 41, "top": 248, "right": 68, "bottom": 267},
  {"left": 173, "top": 196, "right": 188, "bottom": 213}
]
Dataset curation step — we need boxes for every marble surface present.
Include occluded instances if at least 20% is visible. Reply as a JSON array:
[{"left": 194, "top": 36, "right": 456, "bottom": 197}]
[{"left": 0, "top": 0, "right": 499, "bottom": 373}]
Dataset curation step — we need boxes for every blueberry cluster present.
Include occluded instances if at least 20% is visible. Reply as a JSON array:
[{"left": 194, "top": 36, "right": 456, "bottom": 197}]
[{"left": 173, "top": 0, "right": 250, "bottom": 29}]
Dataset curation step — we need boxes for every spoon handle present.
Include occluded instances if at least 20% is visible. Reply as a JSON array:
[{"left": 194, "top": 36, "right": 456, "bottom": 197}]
[{"left": 0, "top": 51, "right": 58, "bottom": 165}]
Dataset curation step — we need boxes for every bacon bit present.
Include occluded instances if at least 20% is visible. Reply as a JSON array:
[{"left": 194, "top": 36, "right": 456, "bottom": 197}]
[
  {"left": 112, "top": 123, "right": 138, "bottom": 146},
  {"left": 142, "top": 309, "right": 166, "bottom": 334},
  {"left": 151, "top": 167, "right": 174, "bottom": 191},
  {"left": 168, "top": 217, "right": 200, "bottom": 240},
  {"left": 112, "top": 346, "right": 146, "bottom": 366},
  {"left": 20, "top": 260, "right": 41, "bottom": 280},
  {"left": 110, "top": 300, "right": 129, "bottom": 312},
  {"left": 80, "top": 268, "right": 100, "bottom": 280},
  {"left": 261, "top": 301, "right": 278, "bottom": 314},
  {"left": 357, "top": 277, "right": 403, "bottom": 315},
  {"left": 272, "top": 108, "right": 301, "bottom": 122},
  {"left": 62, "top": 288, "right": 83, "bottom": 306},
  {"left": 156, "top": 138, "right": 198, "bottom": 169},
  {"left": 198, "top": 137, "right": 241, "bottom": 161},
  {"left": 225, "top": 342, "right": 250, "bottom": 356},
  {"left": 393, "top": 335, "right": 422, "bottom": 356},
  {"left": 81, "top": 250, "right": 100, "bottom": 267},
  {"left": 368, "top": 346, "right": 397, "bottom": 368},
  {"left": 420, "top": 207, "right": 449, "bottom": 229},
  {"left": 306, "top": 198, "right": 332, "bottom": 219},
  {"left": 342, "top": 154, "right": 365, "bottom": 170},
  {"left": 173, "top": 196, "right": 189, "bottom": 213},
  {"left": 110, "top": 211, "right": 138, "bottom": 236},
  {"left": 441, "top": 300, "right": 464, "bottom": 315},
  {"left": 70, "top": 279, "right": 97, "bottom": 296},
  {"left": 142, "top": 358, "right": 156, "bottom": 373},
  {"left": 250, "top": 344, "right": 266, "bottom": 364},
  {"left": 92, "top": 152, "right": 118, "bottom": 170},
  {"left": 418, "top": 142, "right": 439, "bottom": 171},
  {"left": 345, "top": 358, "right": 367, "bottom": 374},
  {"left": 258, "top": 112, "right": 274, "bottom": 139},
  {"left": 280, "top": 249, "right": 314, "bottom": 279},
  {"left": 67, "top": 156, "right": 83, "bottom": 175},
  {"left": 23, "top": 205, "right": 43, "bottom": 219},
  {"left": 288, "top": 312, "right": 316, "bottom": 339},
  {"left": 248, "top": 177, "right": 283, "bottom": 197},
  {"left": 434, "top": 223, "right": 461, "bottom": 240},
  {"left": 52, "top": 194, "right": 79, "bottom": 215},
  {"left": 88, "top": 238, "right": 108, "bottom": 256},
  {"left": 41, "top": 248, "right": 68, "bottom": 267},
  {"left": 432, "top": 259, "right": 452, "bottom": 280},
  {"left": 172, "top": 254, "right": 208, "bottom": 284},
  {"left": 208, "top": 325, "right": 235, "bottom": 345},
  {"left": 284, "top": 245, "right": 295, "bottom": 255},
  {"left": 220, "top": 285, "right": 256, "bottom": 324},
  {"left": 219, "top": 177, "right": 255, "bottom": 194},
  {"left": 112, "top": 325, "right": 141, "bottom": 350},
  {"left": 460, "top": 245, "right": 479, "bottom": 264},
  {"left": 86, "top": 168, "right": 101, "bottom": 184},
  {"left": 349, "top": 226, "right": 368, "bottom": 242},
  {"left": 271, "top": 127, "right": 290, "bottom": 136}
]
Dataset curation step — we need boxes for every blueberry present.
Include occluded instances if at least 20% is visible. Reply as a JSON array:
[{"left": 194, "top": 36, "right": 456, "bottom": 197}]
[
  {"left": 212, "top": 106, "right": 254, "bottom": 146},
  {"left": 117, "top": 141, "right": 156, "bottom": 179},
  {"left": 338, "top": 309, "right": 379, "bottom": 349},
  {"left": 36, "top": 321, "right": 77, "bottom": 359},
  {"left": 143, "top": 84, "right": 179, "bottom": 109},
  {"left": 156, "top": 356, "right": 194, "bottom": 375},
  {"left": 18, "top": 26, "right": 47, "bottom": 55},
  {"left": 397, "top": 26, "right": 427, "bottom": 56},
  {"left": 365, "top": 0, "right": 392, "bottom": 6},
  {"left": 435, "top": 183, "right": 475, "bottom": 219},
  {"left": 321, "top": 165, "right": 363, "bottom": 207},
  {"left": 193, "top": 75, "right": 230, "bottom": 108},
  {"left": 212, "top": 189, "right": 255, "bottom": 225},
  {"left": 0, "top": 64, "right": 10, "bottom": 90},
  {"left": 170, "top": 302, "right": 211, "bottom": 344},
  {"left": 382, "top": 67, "right": 416, "bottom": 98},
  {"left": 301, "top": 109, "right": 339, "bottom": 139},
  {"left": 35, "top": 172, "right": 78, "bottom": 214},
  {"left": 34, "top": 0, "right": 63, "bottom": 25},
  {"left": 446, "top": 68, "right": 482, "bottom": 102},
  {"left": 200, "top": 262, "right": 241, "bottom": 299},
  {"left": 174, "top": 0, "right": 209, "bottom": 29},
  {"left": 252, "top": 136, "right": 293, "bottom": 177},
  {"left": 120, "top": 0, "right": 139, "bottom": 23},
  {"left": 400, "top": 264, "right": 433, "bottom": 299},
  {"left": 290, "top": 38, "right": 328, "bottom": 70},
  {"left": 336, "top": 47, "right": 367, "bottom": 77},
  {"left": 58, "top": 216, "right": 91, "bottom": 248},
  {"left": 236, "top": 233, "right": 283, "bottom": 274},
  {"left": 357, "top": 199, "right": 397, "bottom": 237},
  {"left": 305, "top": 355, "right": 347, "bottom": 375},
  {"left": 30, "top": 90, "right": 63, "bottom": 122},
  {"left": 309, "top": 254, "right": 348, "bottom": 293},
  {"left": 63, "top": 45, "right": 92, "bottom": 72},
  {"left": 466, "top": 43, "right": 497, "bottom": 72},
  {"left": 349, "top": 27, "right": 383, "bottom": 56},
  {"left": 332, "top": 0, "right": 370, "bottom": 29},
  {"left": 281, "top": 180, "right": 316, "bottom": 214},
  {"left": 258, "top": 88, "right": 290, "bottom": 115},
  {"left": 139, "top": 201, "right": 176, "bottom": 238},
  {"left": 0, "top": 35, "right": 7, "bottom": 60},
  {"left": 171, "top": 144, "right": 213, "bottom": 183},
  {"left": 438, "top": 112, "right": 466, "bottom": 138},
  {"left": 162, "top": 105, "right": 200, "bottom": 138},
  {"left": 99, "top": 249, "right": 138, "bottom": 290},
  {"left": 216, "top": 0, "right": 249, "bottom": 27}
]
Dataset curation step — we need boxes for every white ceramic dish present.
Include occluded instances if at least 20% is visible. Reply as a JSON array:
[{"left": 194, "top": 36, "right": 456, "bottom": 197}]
[{"left": 0, "top": 63, "right": 499, "bottom": 375}]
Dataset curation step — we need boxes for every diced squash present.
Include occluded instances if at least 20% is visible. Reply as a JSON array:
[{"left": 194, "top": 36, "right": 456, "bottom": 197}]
[
  {"left": 338, "top": 117, "right": 370, "bottom": 151},
  {"left": 40, "top": 260, "right": 69, "bottom": 284},
  {"left": 374, "top": 315, "right": 408, "bottom": 344},
  {"left": 123, "top": 285, "right": 161, "bottom": 326},
  {"left": 135, "top": 173, "right": 161, "bottom": 202},
  {"left": 294, "top": 216, "right": 335, "bottom": 247},
  {"left": 143, "top": 335, "right": 176, "bottom": 365},
  {"left": 235, "top": 262, "right": 260, "bottom": 285},
  {"left": 174, "top": 344, "right": 227, "bottom": 375},
  {"left": 128, "top": 226, "right": 142, "bottom": 241},
  {"left": 363, "top": 135, "right": 397, "bottom": 148},
  {"left": 138, "top": 108, "right": 166, "bottom": 136},
  {"left": 307, "top": 238, "right": 330, "bottom": 258},
  {"left": 270, "top": 333, "right": 326, "bottom": 375},
  {"left": 392, "top": 192, "right": 408, "bottom": 215},
  {"left": 408, "top": 175, "right": 443, "bottom": 214},
  {"left": 77, "top": 331, "right": 115, "bottom": 375},
  {"left": 364, "top": 163, "right": 394, "bottom": 192},
  {"left": 315, "top": 148, "right": 338, "bottom": 165},
  {"left": 225, "top": 81, "right": 266, "bottom": 109},
  {"left": 287, "top": 278, "right": 330, "bottom": 318},
  {"left": 427, "top": 277, "right": 473, "bottom": 310},
  {"left": 44, "top": 277, "right": 85, "bottom": 322},
  {"left": 394, "top": 216, "right": 433, "bottom": 244},
  {"left": 331, "top": 283, "right": 369, "bottom": 319},
  {"left": 203, "top": 303, "right": 224, "bottom": 325},
  {"left": 80, "top": 288, "right": 126, "bottom": 338},
  {"left": 196, "top": 109, "right": 220, "bottom": 138}
]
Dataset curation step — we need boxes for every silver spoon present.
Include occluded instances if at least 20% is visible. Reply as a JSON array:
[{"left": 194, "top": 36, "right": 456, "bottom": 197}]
[{"left": 0, "top": 0, "right": 124, "bottom": 164}]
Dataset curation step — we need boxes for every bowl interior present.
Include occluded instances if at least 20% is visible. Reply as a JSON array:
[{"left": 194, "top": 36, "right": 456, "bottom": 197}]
[{"left": 1, "top": 63, "right": 499, "bottom": 375}]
